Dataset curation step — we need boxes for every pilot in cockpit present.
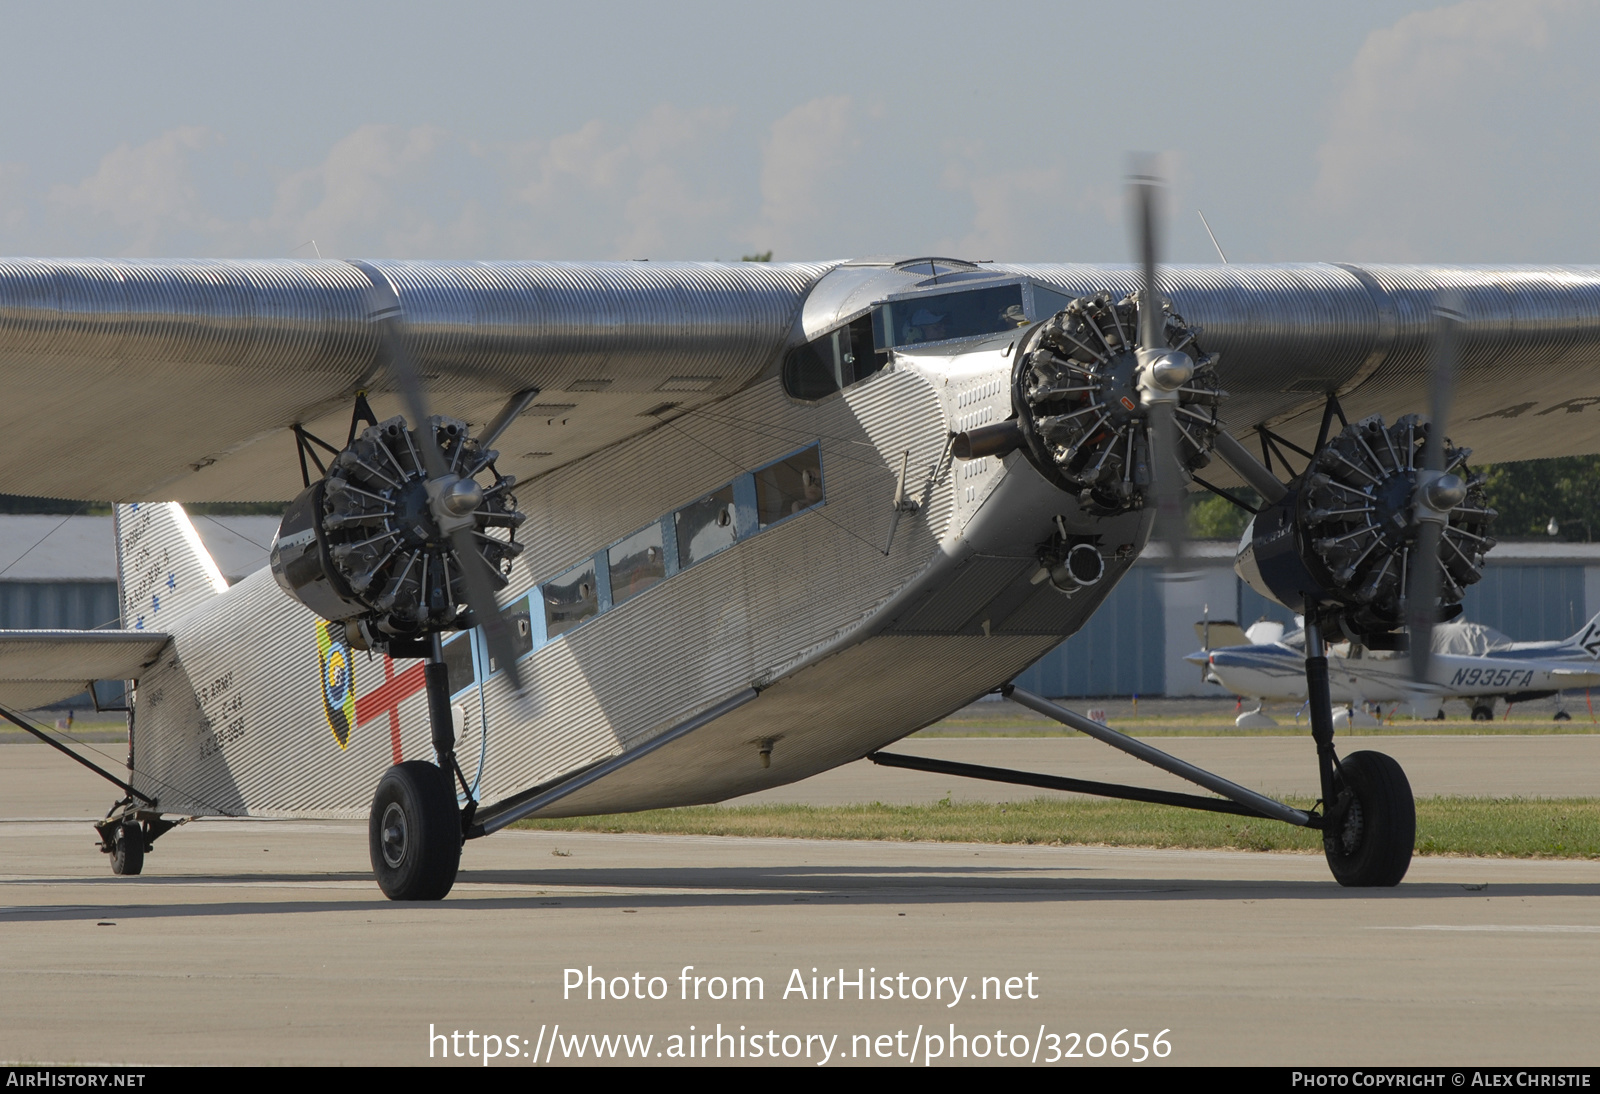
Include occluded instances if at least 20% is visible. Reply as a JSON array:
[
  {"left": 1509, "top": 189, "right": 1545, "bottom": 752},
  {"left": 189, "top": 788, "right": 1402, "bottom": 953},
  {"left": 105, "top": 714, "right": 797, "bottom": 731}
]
[{"left": 903, "top": 308, "right": 947, "bottom": 344}]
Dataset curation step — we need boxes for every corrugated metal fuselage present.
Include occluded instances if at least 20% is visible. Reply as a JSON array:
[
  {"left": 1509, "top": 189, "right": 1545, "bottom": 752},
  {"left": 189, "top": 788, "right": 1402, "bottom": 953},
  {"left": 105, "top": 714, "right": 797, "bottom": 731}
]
[
  {"left": 110, "top": 256, "right": 1600, "bottom": 823},
  {"left": 127, "top": 337, "right": 1136, "bottom": 819}
]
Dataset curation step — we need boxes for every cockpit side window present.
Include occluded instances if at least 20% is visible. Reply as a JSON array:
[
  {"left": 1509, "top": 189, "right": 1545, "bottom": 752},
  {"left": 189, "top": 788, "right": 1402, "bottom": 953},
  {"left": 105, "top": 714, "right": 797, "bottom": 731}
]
[{"left": 782, "top": 314, "right": 885, "bottom": 401}]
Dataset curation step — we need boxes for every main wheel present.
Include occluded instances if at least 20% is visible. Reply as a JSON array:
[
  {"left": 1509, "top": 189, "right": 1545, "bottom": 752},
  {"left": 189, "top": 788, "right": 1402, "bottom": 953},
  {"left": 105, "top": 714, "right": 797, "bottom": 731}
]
[
  {"left": 1323, "top": 750, "right": 1414, "bottom": 887},
  {"left": 369, "top": 761, "right": 461, "bottom": 900},
  {"left": 111, "top": 822, "right": 144, "bottom": 876},
  {"left": 1470, "top": 704, "right": 1494, "bottom": 721}
]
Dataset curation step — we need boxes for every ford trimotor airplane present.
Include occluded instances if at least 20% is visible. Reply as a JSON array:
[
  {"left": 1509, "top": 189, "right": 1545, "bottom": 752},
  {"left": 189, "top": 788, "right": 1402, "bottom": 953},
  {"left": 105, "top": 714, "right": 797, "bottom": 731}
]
[
  {"left": 1188, "top": 615, "right": 1600, "bottom": 723},
  {"left": 3, "top": 180, "right": 1598, "bottom": 895}
]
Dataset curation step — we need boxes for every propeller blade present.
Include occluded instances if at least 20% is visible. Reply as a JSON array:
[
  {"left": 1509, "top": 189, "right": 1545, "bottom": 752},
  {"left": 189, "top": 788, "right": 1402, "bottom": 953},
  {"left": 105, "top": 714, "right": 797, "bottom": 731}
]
[
  {"left": 1407, "top": 292, "right": 1461, "bottom": 685},
  {"left": 1129, "top": 163, "right": 1190, "bottom": 573},
  {"left": 1146, "top": 400, "right": 1188, "bottom": 567},
  {"left": 448, "top": 523, "right": 527, "bottom": 696},
  {"left": 1134, "top": 167, "right": 1162, "bottom": 359},
  {"left": 364, "top": 281, "right": 528, "bottom": 698}
]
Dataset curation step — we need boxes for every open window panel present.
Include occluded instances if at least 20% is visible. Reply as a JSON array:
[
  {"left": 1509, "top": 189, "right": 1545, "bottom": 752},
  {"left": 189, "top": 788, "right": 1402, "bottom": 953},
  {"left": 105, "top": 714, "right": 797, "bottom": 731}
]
[{"left": 782, "top": 313, "right": 886, "bottom": 401}]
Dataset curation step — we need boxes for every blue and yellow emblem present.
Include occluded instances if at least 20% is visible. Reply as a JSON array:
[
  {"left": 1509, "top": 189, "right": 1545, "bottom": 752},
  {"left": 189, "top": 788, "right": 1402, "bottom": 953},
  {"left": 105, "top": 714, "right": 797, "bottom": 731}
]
[{"left": 316, "top": 621, "right": 356, "bottom": 749}]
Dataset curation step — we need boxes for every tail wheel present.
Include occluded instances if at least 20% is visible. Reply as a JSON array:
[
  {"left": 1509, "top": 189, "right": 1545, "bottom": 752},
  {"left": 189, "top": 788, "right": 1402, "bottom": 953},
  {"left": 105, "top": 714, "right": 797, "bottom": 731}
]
[
  {"left": 1323, "top": 750, "right": 1415, "bottom": 887},
  {"left": 369, "top": 761, "right": 461, "bottom": 900},
  {"left": 111, "top": 822, "right": 144, "bottom": 876}
]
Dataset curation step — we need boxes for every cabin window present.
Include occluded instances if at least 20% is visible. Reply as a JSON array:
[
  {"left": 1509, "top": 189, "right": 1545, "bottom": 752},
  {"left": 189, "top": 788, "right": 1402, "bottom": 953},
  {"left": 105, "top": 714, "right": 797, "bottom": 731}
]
[
  {"left": 442, "top": 632, "right": 476, "bottom": 695},
  {"left": 609, "top": 523, "right": 667, "bottom": 605},
  {"left": 782, "top": 314, "right": 885, "bottom": 401},
  {"left": 543, "top": 559, "right": 599, "bottom": 638},
  {"left": 875, "top": 284, "right": 1027, "bottom": 349},
  {"left": 675, "top": 485, "right": 739, "bottom": 567},
  {"left": 489, "top": 596, "right": 536, "bottom": 673},
  {"left": 755, "top": 445, "right": 825, "bottom": 527}
]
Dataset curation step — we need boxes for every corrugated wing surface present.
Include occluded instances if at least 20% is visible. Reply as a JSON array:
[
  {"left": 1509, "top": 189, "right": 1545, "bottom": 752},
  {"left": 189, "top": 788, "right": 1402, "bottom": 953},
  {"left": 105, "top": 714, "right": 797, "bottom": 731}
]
[{"left": 0, "top": 259, "right": 828, "bottom": 502}]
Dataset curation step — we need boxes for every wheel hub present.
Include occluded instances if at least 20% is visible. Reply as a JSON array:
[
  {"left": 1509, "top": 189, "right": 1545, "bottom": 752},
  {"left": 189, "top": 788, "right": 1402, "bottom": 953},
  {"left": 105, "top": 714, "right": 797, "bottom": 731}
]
[{"left": 381, "top": 801, "right": 408, "bottom": 868}]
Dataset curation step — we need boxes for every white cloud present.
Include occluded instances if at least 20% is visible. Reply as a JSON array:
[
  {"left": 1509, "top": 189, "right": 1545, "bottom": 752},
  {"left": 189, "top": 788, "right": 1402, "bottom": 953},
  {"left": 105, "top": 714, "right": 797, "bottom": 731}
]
[
  {"left": 257, "top": 124, "right": 468, "bottom": 258},
  {"left": 504, "top": 105, "right": 739, "bottom": 259},
  {"left": 748, "top": 96, "right": 858, "bottom": 258},
  {"left": 47, "top": 127, "right": 226, "bottom": 254},
  {"left": 1307, "top": 0, "right": 1600, "bottom": 261}
]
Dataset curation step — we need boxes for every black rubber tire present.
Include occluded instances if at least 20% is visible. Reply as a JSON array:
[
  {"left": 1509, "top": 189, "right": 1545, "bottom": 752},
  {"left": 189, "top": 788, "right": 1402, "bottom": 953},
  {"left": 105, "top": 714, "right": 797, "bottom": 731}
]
[
  {"left": 369, "top": 761, "right": 461, "bottom": 900},
  {"left": 111, "top": 822, "right": 144, "bottom": 876},
  {"left": 1323, "top": 750, "right": 1415, "bottom": 887},
  {"left": 1470, "top": 705, "right": 1494, "bottom": 722},
  {"left": 1554, "top": 710, "right": 1572, "bottom": 722}
]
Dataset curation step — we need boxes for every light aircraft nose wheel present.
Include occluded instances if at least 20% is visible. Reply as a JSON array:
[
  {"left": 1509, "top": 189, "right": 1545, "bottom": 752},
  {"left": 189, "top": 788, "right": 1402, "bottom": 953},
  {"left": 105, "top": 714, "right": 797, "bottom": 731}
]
[
  {"left": 1322, "top": 751, "right": 1415, "bottom": 887},
  {"left": 110, "top": 821, "right": 144, "bottom": 876},
  {"left": 368, "top": 761, "right": 461, "bottom": 900}
]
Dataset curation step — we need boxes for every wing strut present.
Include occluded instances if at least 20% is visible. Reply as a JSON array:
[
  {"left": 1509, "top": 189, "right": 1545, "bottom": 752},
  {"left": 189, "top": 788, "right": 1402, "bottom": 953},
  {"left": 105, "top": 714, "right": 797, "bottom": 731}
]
[{"left": 868, "top": 749, "right": 1285, "bottom": 819}]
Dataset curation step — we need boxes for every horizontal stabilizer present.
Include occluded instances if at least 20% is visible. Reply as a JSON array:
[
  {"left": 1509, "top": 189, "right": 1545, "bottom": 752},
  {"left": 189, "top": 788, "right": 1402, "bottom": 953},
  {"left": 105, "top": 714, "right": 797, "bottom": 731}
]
[{"left": 0, "top": 630, "right": 170, "bottom": 709}]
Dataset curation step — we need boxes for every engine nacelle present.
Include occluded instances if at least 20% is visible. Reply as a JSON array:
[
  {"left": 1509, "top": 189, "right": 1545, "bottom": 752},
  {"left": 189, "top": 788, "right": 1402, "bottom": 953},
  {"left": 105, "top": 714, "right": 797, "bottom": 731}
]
[
  {"left": 1235, "top": 413, "right": 1496, "bottom": 645},
  {"left": 270, "top": 415, "right": 525, "bottom": 648}
]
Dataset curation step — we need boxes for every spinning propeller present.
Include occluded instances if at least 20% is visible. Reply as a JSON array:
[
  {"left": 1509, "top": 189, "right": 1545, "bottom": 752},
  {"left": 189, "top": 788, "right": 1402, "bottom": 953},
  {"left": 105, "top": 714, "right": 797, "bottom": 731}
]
[
  {"left": 364, "top": 281, "right": 529, "bottom": 699},
  {"left": 1403, "top": 295, "right": 1467, "bottom": 687},
  {"left": 1130, "top": 166, "right": 1196, "bottom": 574}
]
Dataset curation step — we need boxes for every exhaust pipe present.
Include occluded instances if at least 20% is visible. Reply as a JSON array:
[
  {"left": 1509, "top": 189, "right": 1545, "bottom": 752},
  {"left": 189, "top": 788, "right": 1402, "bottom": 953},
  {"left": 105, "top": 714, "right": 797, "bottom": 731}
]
[{"left": 953, "top": 420, "right": 1024, "bottom": 460}]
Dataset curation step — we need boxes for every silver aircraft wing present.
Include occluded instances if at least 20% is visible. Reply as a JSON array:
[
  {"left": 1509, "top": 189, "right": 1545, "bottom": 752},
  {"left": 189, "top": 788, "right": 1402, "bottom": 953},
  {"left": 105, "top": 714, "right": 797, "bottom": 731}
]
[
  {"left": 993, "top": 263, "right": 1600, "bottom": 472},
  {"left": 0, "top": 630, "right": 170, "bottom": 709},
  {"left": 0, "top": 259, "right": 832, "bottom": 502},
  {"left": 2, "top": 258, "right": 1600, "bottom": 503}
]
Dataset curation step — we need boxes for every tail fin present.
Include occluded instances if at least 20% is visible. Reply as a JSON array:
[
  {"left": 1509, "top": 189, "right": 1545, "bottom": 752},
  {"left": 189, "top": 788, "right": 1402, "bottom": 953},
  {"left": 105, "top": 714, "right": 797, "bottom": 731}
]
[
  {"left": 1562, "top": 610, "right": 1600, "bottom": 659},
  {"left": 114, "top": 503, "right": 230, "bottom": 630}
]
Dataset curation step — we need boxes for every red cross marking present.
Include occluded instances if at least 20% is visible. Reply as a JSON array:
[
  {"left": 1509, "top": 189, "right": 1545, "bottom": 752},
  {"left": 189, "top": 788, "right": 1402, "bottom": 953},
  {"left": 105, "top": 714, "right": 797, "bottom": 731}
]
[{"left": 356, "top": 656, "right": 427, "bottom": 765}]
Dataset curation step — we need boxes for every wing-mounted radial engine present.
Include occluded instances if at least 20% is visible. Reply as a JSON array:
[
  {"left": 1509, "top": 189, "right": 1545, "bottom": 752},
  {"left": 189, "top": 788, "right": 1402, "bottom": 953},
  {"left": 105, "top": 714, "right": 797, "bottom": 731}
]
[
  {"left": 1011, "top": 291, "right": 1225, "bottom": 515},
  {"left": 1235, "top": 412, "right": 1496, "bottom": 647},
  {"left": 270, "top": 414, "right": 526, "bottom": 652}
]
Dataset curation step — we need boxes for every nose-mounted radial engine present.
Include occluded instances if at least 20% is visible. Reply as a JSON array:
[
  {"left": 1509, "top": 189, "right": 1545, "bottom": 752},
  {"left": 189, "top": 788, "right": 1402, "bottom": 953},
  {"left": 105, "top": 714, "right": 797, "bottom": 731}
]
[
  {"left": 1010, "top": 292, "right": 1225, "bottom": 515},
  {"left": 270, "top": 413, "right": 526, "bottom": 653}
]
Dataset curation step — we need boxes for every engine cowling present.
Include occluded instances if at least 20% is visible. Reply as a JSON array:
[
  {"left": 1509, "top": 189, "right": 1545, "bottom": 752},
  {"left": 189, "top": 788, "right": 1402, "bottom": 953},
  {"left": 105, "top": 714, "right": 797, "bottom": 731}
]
[
  {"left": 270, "top": 414, "right": 525, "bottom": 648},
  {"left": 1235, "top": 413, "right": 1497, "bottom": 645}
]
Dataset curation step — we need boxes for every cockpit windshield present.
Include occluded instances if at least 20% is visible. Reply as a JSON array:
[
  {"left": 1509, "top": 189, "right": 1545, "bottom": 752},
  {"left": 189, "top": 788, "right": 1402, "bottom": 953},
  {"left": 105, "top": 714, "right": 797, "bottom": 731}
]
[{"left": 873, "top": 284, "right": 1028, "bottom": 349}]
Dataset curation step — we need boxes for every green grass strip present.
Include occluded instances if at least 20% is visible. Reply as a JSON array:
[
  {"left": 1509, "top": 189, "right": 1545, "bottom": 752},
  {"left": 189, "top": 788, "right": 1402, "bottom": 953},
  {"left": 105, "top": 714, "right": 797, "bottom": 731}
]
[
  {"left": 515, "top": 797, "right": 1600, "bottom": 858},
  {"left": 915, "top": 720, "right": 1600, "bottom": 737}
]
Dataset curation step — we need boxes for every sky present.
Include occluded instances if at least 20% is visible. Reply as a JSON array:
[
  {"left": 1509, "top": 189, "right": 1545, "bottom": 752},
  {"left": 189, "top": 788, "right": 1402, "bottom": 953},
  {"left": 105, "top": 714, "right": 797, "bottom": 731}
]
[{"left": 0, "top": 0, "right": 1596, "bottom": 265}]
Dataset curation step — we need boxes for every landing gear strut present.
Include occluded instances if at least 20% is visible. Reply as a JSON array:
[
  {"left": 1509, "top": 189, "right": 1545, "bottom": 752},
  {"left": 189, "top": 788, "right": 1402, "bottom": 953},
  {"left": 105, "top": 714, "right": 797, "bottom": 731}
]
[
  {"left": 1304, "top": 618, "right": 1414, "bottom": 886},
  {"left": 874, "top": 647, "right": 1415, "bottom": 886},
  {"left": 368, "top": 633, "right": 473, "bottom": 901}
]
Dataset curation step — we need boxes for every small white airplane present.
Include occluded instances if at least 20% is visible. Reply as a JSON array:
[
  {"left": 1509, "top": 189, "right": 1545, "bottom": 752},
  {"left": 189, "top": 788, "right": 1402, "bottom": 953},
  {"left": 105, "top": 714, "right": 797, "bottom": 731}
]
[
  {"left": 1189, "top": 614, "right": 1600, "bottom": 723},
  {"left": 4, "top": 178, "right": 1600, "bottom": 895}
]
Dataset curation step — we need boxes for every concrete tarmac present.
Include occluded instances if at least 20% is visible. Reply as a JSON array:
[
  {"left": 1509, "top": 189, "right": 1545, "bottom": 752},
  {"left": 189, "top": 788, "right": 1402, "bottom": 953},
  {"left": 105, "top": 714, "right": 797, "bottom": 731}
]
[{"left": 3, "top": 739, "right": 1599, "bottom": 1067}]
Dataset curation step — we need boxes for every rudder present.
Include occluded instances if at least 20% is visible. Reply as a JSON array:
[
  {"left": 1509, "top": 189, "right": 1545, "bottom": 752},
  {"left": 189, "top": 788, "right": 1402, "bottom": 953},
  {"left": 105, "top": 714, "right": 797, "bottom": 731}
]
[{"left": 114, "top": 503, "right": 229, "bottom": 630}]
